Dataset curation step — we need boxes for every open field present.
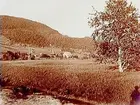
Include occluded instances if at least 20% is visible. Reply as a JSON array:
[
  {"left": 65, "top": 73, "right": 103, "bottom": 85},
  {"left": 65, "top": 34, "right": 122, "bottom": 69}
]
[{"left": 1, "top": 59, "right": 140, "bottom": 105}]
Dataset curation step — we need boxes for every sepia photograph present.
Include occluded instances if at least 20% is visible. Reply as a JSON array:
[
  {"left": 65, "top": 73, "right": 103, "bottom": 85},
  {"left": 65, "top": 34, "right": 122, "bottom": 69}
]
[{"left": 0, "top": 0, "right": 140, "bottom": 105}]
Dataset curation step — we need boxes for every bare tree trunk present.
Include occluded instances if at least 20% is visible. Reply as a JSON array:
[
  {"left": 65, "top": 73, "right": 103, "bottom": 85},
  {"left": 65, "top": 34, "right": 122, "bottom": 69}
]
[{"left": 118, "top": 47, "right": 123, "bottom": 72}]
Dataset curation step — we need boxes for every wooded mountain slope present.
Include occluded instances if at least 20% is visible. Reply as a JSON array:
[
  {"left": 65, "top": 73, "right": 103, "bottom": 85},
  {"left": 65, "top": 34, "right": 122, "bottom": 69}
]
[{"left": 1, "top": 15, "right": 95, "bottom": 51}]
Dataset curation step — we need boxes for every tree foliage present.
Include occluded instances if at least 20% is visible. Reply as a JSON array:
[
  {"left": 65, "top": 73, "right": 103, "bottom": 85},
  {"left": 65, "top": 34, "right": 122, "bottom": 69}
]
[{"left": 89, "top": 0, "right": 140, "bottom": 71}]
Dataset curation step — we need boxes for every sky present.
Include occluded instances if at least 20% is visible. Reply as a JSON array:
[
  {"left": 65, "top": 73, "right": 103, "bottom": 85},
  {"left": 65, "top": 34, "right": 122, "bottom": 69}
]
[{"left": 0, "top": 0, "right": 139, "bottom": 38}]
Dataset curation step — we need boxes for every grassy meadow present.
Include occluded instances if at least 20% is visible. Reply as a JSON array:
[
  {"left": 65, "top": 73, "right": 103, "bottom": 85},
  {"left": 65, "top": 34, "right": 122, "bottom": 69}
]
[{"left": 1, "top": 59, "right": 140, "bottom": 104}]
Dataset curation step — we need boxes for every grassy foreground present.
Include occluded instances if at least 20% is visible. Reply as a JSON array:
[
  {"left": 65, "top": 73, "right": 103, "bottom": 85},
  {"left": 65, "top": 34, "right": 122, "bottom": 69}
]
[{"left": 1, "top": 60, "right": 140, "bottom": 104}]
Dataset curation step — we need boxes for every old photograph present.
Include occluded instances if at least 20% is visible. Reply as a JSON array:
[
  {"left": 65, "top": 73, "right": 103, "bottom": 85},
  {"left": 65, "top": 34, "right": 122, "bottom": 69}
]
[{"left": 0, "top": 0, "right": 140, "bottom": 105}]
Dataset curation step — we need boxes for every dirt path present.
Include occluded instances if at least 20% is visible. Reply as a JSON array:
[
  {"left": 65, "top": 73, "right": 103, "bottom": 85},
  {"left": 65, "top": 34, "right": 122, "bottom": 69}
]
[
  {"left": 1, "top": 89, "right": 96, "bottom": 105},
  {"left": 0, "top": 89, "right": 128, "bottom": 105},
  {"left": 0, "top": 89, "right": 75, "bottom": 105}
]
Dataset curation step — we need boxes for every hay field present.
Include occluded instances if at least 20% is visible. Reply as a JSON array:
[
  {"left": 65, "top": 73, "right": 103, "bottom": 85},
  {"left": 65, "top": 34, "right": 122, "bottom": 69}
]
[{"left": 1, "top": 59, "right": 140, "bottom": 104}]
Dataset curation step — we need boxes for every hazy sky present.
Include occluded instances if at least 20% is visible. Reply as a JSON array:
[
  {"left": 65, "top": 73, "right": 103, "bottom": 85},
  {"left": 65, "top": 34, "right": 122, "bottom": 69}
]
[{"left": 0, "top": 0, "right": 139, "bottom": 37}]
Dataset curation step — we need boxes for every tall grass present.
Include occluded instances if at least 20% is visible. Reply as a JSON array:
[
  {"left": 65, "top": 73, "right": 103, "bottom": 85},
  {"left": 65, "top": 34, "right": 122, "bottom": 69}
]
[{"left": 1, "top": 61, "right": 140, "bottom": 104}]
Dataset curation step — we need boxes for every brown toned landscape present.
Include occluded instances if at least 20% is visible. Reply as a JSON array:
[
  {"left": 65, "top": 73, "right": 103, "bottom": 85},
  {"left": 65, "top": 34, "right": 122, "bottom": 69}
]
[
  {"left": 1, "top": 0, "right": 140, "bottom": 104},
  {"left": 0, "top": 14, "right": 140, "bottom": 105},
  {"left": 1, "top": 15, "right": 96, "bottom": 52},
  {"left": 1, "top": 59, "right": 140, "bottom": 105}
]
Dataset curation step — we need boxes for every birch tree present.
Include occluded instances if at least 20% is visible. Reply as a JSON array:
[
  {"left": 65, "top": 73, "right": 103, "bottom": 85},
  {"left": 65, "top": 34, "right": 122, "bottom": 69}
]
[{"left": 88, "top": 0, "right": 140, "bottom": 72}]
